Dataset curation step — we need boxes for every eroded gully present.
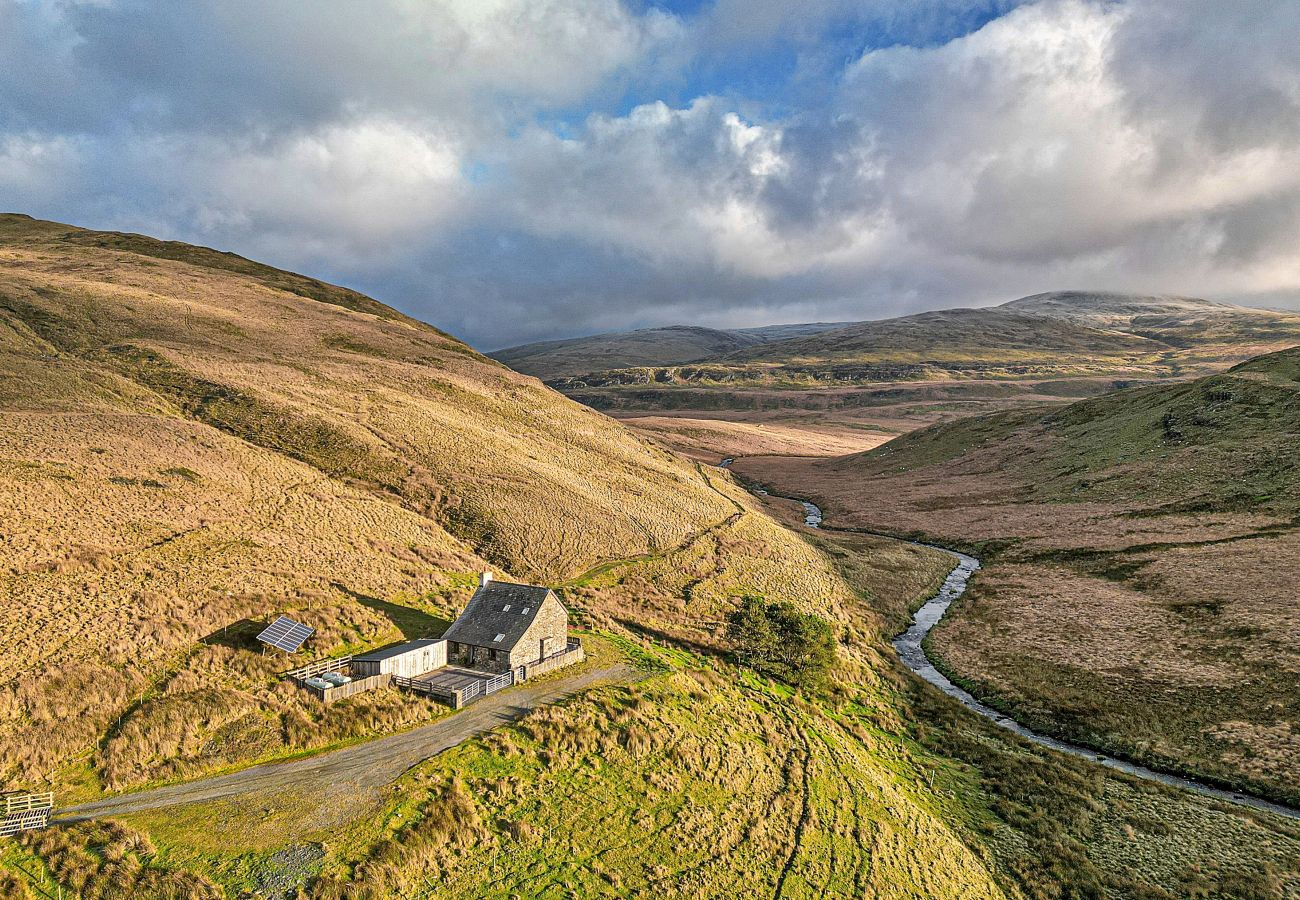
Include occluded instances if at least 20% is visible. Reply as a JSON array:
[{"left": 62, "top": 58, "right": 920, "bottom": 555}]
[{"left": 720, "top": 459, "right": 1300, "bottom": 822}]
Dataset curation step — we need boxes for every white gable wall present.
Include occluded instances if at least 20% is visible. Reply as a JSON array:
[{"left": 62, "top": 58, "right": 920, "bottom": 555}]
[{"left": 354, "top": 640, "right": 447, "bottom": 678}]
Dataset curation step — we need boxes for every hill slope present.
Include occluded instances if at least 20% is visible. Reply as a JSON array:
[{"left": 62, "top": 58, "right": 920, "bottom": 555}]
[
  {"left": 540, "top": 291, "right": 1300, "bottom": 465},
  {"left": 553, "top": 292, "right": 1300, "bottom": 386},
  {"left": 1004, "top": 290, "right": 1300, "bottom": 350},
  {"left": 1000, "top": 290, "right": 1234, "bottom": 324},
  {"left": 720, "top": 305, "right": 1162, "bottom": 364},
  {"left": 0, "top": 214, "right": 740, "bottom": 589},
  {"left": 0, "top": 212, "right": 850, "bottom": 786}
]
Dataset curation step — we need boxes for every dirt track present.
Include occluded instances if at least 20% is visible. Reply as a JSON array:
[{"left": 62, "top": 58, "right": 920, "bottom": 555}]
[{"left": 59, "top": 663, "right": 632, "bottom": 823}]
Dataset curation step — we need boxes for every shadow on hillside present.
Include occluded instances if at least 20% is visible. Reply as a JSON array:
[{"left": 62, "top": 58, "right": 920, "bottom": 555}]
[
  {"left": 201, "top": 618, "right": 264, "bottom": 651},
  {"left": 331, "top": 581, "right": 452, "bottom": 640},
  {"left": 614, "top": 618, "right": 722, "bottom": 660}
]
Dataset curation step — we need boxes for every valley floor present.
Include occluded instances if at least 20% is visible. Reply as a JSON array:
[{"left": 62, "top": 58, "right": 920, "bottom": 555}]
[{"left": 732, "top": 447, "right": 1300, "bottom": 811}]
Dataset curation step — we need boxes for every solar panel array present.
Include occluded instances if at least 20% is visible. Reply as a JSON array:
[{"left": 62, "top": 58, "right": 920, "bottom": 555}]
[{"left": 257, "top": 616, "right": 315, "bottom": 653}]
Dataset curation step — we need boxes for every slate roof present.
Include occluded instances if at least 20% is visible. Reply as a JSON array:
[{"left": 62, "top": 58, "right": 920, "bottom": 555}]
[
  {"left": 354, "top": 638, "right": 442, "bottom": 662},
  {"left": 441, "top": 581, "right": 557, "bottom": 651}
]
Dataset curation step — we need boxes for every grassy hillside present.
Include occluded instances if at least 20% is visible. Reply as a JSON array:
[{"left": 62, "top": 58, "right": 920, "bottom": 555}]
[
  {"left": 862, "top": 347, "right": 1300, "bottom": 513},
  {"left": 5, "top": 216, "right": 1300, "bottom": 899},
  {"left": 1002, "top": 291, "right": 1300, "bottom": 347},
  {"left": 16, "top": 519, "right": 1300, "bottom": 899},
  {"left": 0, "top": 216, "right": 743, "bottom": 584},
  {"left": 0, "top": 215, "right": 949, "bottom": 831},
  {"left": 734, "top": 348, "right": 1300, "bottom": 805},
  {"left": 536, "top": 291, "right": 1300, "bottom": 474},
  {"left": 0, "top": 213, "right": 828, "bottom": 792}
]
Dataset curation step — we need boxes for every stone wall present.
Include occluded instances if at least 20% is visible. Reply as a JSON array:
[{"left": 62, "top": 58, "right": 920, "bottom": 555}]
[
  {"left": 519, "top": 639, "right": 584, "bottom": 681},
  {"left": 510, "top": 592, "right": 569, "bottom": 668}
]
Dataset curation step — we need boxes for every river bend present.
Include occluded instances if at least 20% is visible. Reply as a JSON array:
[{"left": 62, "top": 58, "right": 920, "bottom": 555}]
[{"left": 734, "top": 465, "right": 1300, "bottom": 822}]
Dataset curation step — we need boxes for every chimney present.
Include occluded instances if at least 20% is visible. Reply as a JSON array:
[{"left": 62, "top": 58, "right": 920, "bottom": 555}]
[{"left": 479, "top": 571, "right": 493, "bottom": 588}]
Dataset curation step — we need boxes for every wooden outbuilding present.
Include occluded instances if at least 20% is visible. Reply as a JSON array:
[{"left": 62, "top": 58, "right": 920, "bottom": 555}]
[{"left": 352, "top": 638, "right": 446, "bottom": 678}]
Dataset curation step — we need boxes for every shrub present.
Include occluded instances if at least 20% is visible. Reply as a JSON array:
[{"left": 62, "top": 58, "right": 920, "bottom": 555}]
[
  {"left": 725, "top": 596, "right": 835, "bottom": 690},
  {"left": 21, "top": 821, "right": 221, "bottom": 899}
]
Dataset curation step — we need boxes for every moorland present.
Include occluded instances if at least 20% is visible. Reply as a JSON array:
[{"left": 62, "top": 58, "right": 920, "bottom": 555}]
[
  {"left": 735, "top": 348, "right": 1300, "bottom": 808},
  {"left": 2, "top": 215, "right": 1299, "bottom": 898},
  {"left": 498, "top": 291, "right": 1300, "bottom": 466}
]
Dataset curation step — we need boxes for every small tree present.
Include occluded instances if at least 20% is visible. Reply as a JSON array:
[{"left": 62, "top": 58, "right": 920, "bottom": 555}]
[{"left": 726, "top": 596, "right": 835, "bottom": 690}]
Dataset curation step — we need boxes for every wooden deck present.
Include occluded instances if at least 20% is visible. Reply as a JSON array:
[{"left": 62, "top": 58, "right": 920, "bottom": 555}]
[{"left": 395, "top": 667, "right": 512, "bottom": 708}]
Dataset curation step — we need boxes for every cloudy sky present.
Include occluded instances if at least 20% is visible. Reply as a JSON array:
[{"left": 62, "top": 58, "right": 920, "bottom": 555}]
[{"left": 3, "top": 0, "right": 1300, "bottom": 348}]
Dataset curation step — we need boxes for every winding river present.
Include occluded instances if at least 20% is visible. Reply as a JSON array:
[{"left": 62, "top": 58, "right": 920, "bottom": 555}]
[
  {"left": 725, "top": 457, "right": 1300, "bottom": 822},
  {"left": 888, "top": 543, "right": 1297, "bottom": 822}
]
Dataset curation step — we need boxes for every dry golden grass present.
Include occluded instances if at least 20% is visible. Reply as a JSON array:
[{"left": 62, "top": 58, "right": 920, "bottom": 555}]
[
  {"left": 0, "top": 407, "right": 476, "bottom": 787},
  {"left": 557, "top": 465, "right": 890, "bottom": 661},
  {"left": 308, "top": 671, "right": 1012, "bottom": 900},
  {"left": 14, "top": 473, "right": 1300, "bottom": 899},
  {"left": 616, "top": 413, "right": 893, "bottom": 461},
  {"left": 734, "top": 365, "right": 1300, "bottom": 804},
  {"left": 0, "top": 215, "right": 735, "bottom": 585},
  {"left": 17, "top": 819, "right": 222, "bottom": 899},
  {"left": 0, "top": 214, "right": 763, "bottom": 789}
]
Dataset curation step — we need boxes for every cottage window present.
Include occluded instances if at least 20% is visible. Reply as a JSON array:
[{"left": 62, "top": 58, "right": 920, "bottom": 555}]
[
  {"left": 503, "top": 604, "right": 511, "bottom": 611},
  {"left": 494, "top": 633, "right": 506, "bottom": 642},
  {"left": 521, "top": 607, "right": 530, "bottom": 615},
  {"left": 489, "top": 649, "right": 498, "bottom": 661}
]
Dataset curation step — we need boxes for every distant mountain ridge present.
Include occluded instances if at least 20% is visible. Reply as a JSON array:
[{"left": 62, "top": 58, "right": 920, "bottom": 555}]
[
  {"left": 1000, "top": 291, "right": 1233, "bottom": 323},
  {"left": 715, "top": 305, "right": 1158, "bottom": 365},
  {"left": 495, "top": 292, "right": 1300, "bottom": 389},
  {"left": 489, "top": 321, "right": 855, "bottom": 378}
]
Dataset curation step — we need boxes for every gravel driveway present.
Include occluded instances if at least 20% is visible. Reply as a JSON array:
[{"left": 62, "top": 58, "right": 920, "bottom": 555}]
[{"left": 59, "top": 663, "right": 632, "bottom": 823}]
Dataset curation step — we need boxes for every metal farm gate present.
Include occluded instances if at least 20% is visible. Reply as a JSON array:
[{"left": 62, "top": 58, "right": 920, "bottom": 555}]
[{"left": 1, "top": 792, "right": 53, "bottom": 837}]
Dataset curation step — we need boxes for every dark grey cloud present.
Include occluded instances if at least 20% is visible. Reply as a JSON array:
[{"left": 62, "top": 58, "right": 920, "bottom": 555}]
[{"left": 2, "top": 0, "right": 1298, "bottom": 349}]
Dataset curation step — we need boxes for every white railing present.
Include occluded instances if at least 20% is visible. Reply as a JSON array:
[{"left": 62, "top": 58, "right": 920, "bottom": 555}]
[
  {"left": 484, "top": 671, "right": 513, "bottom": 696},
  {"left": 1, "top": 793, "right": 53, "bottom": 837},
  {"left": 283, "top": 655, "right": 352, "bottom": 682}
]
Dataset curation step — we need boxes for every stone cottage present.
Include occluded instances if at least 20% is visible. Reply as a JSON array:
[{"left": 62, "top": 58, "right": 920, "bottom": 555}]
[{"left": 441, "top": 573, "right": 571, "bottom": 675}]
